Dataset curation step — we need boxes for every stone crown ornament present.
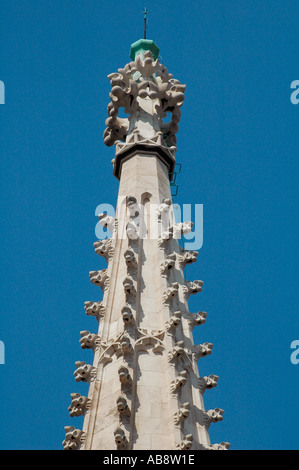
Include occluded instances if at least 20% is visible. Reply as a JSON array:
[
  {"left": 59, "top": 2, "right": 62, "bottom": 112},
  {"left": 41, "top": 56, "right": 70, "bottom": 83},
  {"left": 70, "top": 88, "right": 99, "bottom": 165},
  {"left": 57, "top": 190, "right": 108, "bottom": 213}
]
[{"left": 103, "top": 40, "right": 186, "bottom": 180}]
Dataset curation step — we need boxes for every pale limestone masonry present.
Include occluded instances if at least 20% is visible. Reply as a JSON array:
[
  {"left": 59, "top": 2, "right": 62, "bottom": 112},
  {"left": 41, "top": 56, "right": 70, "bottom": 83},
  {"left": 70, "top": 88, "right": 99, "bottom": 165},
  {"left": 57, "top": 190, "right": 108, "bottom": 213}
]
[{"left": 63, "top": 40, "right": 230, "bottom": 451}]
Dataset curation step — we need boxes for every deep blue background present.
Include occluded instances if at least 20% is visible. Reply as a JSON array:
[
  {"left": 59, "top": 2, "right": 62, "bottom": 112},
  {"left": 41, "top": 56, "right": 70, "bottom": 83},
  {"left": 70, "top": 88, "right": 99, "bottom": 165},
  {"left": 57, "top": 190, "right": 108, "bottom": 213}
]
[{"left": 0, "top": 0, "right": 298, "bottom": 450}]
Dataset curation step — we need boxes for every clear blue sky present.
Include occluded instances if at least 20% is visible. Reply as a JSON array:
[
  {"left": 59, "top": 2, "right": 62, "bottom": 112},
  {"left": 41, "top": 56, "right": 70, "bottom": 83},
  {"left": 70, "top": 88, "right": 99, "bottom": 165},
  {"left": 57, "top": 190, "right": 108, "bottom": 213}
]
[{"left": 0, "top": 0, "right": 298, "bottom": 450}]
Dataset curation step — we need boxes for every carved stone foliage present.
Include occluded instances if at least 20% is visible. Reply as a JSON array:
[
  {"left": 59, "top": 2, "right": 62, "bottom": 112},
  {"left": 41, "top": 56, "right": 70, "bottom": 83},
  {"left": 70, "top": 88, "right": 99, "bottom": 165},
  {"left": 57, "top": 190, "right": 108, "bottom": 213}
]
[
  {"left": 135, "top": 328, "right": 165, "bottom": 354},
  {"left": 170, "top": 370, "right": 187, "bottom": 393},
  {"left": 163, "top": 282, "right": 179, "bottom": 304},
  {"left": 89, "top": 269, "right": 109, "bottom": 292},
  {"left": 114, "top": 426, "right": 129, "bottom": 450},
  {"left": 165, "top": 311, "right": 181, "bottom": 332},
  {"left": 79, "top": 330, "right": 101, "bottom": 350},
  {"left": 178, "top": 249, "right": 198, "bottom": 269},
  {"left": 103, "top": 50, "right": 186, "bottom": 148},
  {"left": 174, "top": 402, "right": 190, "bottom": 426},
  {"left": 158, "top": 221, "right": 193, "bottom": 248},
  {"left": 182, "top": 280, "right": 203, "bottom": 299},
  {"left": 204, "top": 408, "right": 224, "bottom": 425},
  {"left": 193, "top": 342, "right": 213, "bottom": 361},
  {"left": 168, "top": 341, "right": 192, "bottom": 366},
  {"left": 84, "top": 301, "right": 105, "bottom": 321},
  {"left": 198, "top": 375, "right": 219, "bottom": 393},
  {"left": 94, "top": 238, "right": 114, "bottom": 261},
  {"left": 186, "top": 311, "right": 208, "bottom": 330},
  {"left": 73, "top": 361, "right": 96, "bottom": 383},
  {"left": 98, "top": 213, "right": 116, "bottom": 235},
  {"left": 207, "top": 442, "right": 230, "bottom": 451},
  {"left": 176, "top": 434, "right": 193, "bottom": 450},
  {"left": 62, "top": 426, "right": 85, "bottom": 451},
  {"left": 160, "top": 253, "right": 176, "bottom": 276},
  {"left": 68, "top": 393, "right": 91, "bottom": 417}
]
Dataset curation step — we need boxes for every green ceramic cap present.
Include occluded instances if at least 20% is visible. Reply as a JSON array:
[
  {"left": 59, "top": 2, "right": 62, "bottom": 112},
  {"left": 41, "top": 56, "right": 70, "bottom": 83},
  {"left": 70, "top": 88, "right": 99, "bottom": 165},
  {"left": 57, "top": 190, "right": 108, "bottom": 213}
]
[{"left": 129, "top": 39, "right": 160, "bottom": 61}]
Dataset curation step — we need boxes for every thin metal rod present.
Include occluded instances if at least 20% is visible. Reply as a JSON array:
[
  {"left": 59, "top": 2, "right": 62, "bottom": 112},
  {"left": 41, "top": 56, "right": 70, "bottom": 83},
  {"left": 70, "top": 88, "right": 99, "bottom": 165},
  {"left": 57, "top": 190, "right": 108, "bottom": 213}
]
[{"left": 144, "top": 7, "right": 147, "bottom": 39}]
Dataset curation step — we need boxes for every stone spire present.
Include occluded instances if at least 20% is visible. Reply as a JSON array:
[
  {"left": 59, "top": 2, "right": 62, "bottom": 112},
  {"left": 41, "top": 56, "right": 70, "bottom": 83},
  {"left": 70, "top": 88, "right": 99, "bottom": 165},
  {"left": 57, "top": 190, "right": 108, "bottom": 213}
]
[{"left": 62, "top": 39, "right": 230, "bottom": 451}]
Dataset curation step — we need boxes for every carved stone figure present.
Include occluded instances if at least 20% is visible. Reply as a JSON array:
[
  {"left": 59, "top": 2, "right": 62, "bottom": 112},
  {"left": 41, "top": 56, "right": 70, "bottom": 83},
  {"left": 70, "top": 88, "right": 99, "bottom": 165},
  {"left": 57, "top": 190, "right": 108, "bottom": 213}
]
[
  {"left": 114, "top": 427, "right": 128, "bottom": 450},
  {"left": 121, "top": 305, "right": 134, "bottom": 325},
  {"left": 123, "top": 277, "right": 135, "bottom": 297},
  {"left": 116, "top": 396, "right": 130, "bottom": 415},
  {"left": 118, "top": 365, "right": 133, "bottom": 387},
  {"left": 120, "top": 335, "right": 133, "bottom": 355},
  {"left": 124, "top": 249, "right": 137, "bottom": 269}
]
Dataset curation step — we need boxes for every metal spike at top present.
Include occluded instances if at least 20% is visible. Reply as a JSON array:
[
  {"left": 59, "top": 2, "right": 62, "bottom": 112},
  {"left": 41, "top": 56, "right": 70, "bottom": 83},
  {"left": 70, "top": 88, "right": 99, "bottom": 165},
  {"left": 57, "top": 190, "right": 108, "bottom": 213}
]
[{"left": 144, "top": 7, "right": 147, "bottom": 39}]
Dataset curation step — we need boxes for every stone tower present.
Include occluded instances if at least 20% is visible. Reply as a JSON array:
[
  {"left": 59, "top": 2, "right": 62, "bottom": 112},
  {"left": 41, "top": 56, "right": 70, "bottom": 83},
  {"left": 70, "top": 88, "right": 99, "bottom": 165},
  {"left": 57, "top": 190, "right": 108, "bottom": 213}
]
[{"left": 63, "top": 39, "right": 230, "bottom": 451}]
